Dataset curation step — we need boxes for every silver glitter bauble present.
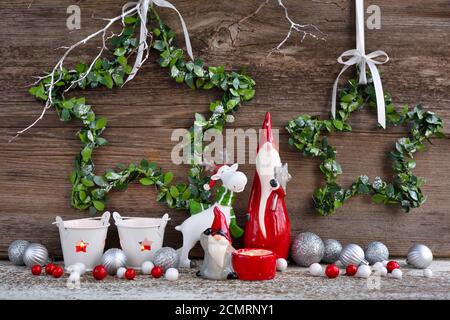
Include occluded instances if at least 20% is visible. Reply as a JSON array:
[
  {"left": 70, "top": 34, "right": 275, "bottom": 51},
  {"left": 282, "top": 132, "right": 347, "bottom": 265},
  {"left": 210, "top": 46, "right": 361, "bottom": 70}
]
[
  {"left": 322, "top": 239, "right": 342, "bottom": 264},
  {"left": 291, "top": 232, "right": 324, "bottom": 267},
  {"left": 364, "top": 241, "right": 389, "bottom": 265},
  {"left": 152, "top": 247, "right": 179, "bottom": 270},
  {"left": 8, "top": 240, "right": 30, "bottom": 266},
  {"left": 102, "top": 248, "right": 127, "bottom": 275},
  {"left": 23, "top": 243, "right": 49, "bottom": 267},
  {"left": 339, "top": 243, "right": 368, "bottom": 266},
  {"left": 406, "top": 244, "right": 433, "bottom": 269}
]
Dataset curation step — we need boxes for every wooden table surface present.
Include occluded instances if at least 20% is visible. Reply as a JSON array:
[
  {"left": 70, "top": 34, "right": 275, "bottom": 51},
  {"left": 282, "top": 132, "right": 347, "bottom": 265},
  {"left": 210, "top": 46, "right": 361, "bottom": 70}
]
[{"left": 0, "top": 0, "right": 449, "bottom": 259}]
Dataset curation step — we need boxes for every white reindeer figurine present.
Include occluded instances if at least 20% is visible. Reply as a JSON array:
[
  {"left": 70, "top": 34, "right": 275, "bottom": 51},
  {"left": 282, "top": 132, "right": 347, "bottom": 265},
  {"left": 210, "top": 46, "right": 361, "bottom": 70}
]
[{"left": 175, "top": 163, "right": 247, "bottom": 268}]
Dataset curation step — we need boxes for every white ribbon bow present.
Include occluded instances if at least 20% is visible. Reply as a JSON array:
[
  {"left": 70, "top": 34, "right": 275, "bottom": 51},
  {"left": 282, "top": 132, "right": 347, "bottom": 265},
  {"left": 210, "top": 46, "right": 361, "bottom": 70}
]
[
  {"left": 122, "top": 0, "right": 194, "bottom": 84},
  {"left": 331, "top": 0, "right": 389, "bottom": 128}
]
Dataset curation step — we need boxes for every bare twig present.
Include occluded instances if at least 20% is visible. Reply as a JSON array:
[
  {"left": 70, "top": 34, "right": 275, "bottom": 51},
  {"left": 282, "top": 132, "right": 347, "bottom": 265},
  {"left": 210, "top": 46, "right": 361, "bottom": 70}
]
[
  {"left": 268, "top": 0, "right": 327, "bottom": 57},
  {"left": 11, "top": 3, "right": 141, "bottom": 142},
  {"left": 225, "top": 0, "right": 326, "bottom": 56}
]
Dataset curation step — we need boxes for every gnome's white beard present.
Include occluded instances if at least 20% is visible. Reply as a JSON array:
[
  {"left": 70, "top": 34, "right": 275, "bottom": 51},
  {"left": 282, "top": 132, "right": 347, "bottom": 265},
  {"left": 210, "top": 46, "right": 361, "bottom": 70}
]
[
  {"left": 207, "top": 236, "right": 230, "bottom": 268},
  {"left": 255, "top": 142, "right": 281, "bottom": 238}
]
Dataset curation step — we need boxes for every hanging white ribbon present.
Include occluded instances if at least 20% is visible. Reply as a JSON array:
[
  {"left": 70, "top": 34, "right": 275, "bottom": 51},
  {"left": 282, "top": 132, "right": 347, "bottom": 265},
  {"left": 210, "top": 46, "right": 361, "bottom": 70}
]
[
  {"left": 122, "top": 0, "right": 194, "bottom": 84},
  {"left": 331, "top": 0, "right": 389, "bottom": 128}
]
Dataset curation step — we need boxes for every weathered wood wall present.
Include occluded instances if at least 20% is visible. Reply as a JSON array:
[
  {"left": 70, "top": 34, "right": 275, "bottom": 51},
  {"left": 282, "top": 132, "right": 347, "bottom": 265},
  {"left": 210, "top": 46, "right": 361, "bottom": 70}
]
[{"left": 1, "top": 0, "right": 449, "bottom": 259}]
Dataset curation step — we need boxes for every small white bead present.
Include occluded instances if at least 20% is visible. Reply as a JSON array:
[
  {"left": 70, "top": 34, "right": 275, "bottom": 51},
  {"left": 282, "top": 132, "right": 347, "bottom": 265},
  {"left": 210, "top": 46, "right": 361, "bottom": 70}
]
[
  {"left": 379, "top": 267, "right": 388, "bottom": 277},
  {"left": 373, "top": 262, "right": 383, "bottom": 270},
  {"left": 141, "top": 261, "right": 154, "bottom": 275},
  {"left": 382, "top": 260, "right": 388, "bottom": 267},
  {"left": 391, "top": 268, "right": 403, "bottom": 279},
  {"left": 276, "top": 258, "right": 288, "bottom": 272},
  {"left": 356, "top": 265, "right": 372, "bottom": 278},
  {"left": 116, "top": 267, "right": 127, "bottom": 278},
  {"left": 165, "top": 268, "right": 179, "bottom": 281},
  {"left": 423, "top": 269, "right": 433, "bottom": 278},
  {"left": 309, "top": 263, "right": 323, "bottom": 276}
]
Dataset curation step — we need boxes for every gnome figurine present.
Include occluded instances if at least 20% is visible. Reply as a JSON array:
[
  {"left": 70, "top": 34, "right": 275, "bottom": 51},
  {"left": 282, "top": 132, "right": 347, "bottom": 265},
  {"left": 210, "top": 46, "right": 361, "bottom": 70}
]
[
  {"left": 244, "top": 112, "right": 292, "bottom": 259},
  {"left": 196, "top": 207, "right": 237, "bottom": 280}
]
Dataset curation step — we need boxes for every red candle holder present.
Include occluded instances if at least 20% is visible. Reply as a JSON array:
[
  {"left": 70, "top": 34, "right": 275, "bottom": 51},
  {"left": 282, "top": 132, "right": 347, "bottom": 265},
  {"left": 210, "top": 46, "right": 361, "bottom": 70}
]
[{"left": 232, "top": 248, "right": 276, "bottom": 281}]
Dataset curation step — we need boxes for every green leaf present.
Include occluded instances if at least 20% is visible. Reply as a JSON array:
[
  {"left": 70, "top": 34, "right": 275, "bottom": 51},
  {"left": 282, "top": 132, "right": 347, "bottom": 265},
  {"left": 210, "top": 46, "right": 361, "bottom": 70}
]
[
  {"left": 153, "top": 40, "right": 165, "bottom": 51},
  {"left": 96, "top": 137, "right": 108, "bottom": 146},
  {"left": 193, "top": 65, "right": 204, "bottom": 77},
  {"left": 166, "top": 192, "right": 174, "bottom": 207},
  {"left": 61, "top": 108, "right": 71, "bottom": 121},
  {"left": 170, "top": 186, "right": 179, "bottom": 198},
  {"left": 89, "top": 206, "right": 97, "bottom": 215},
  {"left": 123, "top": 16, "right": 137, "bottom": 24},
  {"left": 171, "top": 65, "right": 179, "bottom": 78},
  {"left": 105, "top": 172, "right": 122, "bottom": 180},
  {"left": 93, "top": 176, "right": 108, "bottom": 187},
  {"left": 163, "top": 172, "right": 174, "bottom": 184},
  {"left": 185, "top": 73, "right": 195, "bottom": 89},
  {"left": 182, "top": 188, "right": 191, "bottom": 201},
  {"left": 117, "top": 56, "right": 127, "bottom": 66},
  {"left": 333, "top": 119, "right": 344, "bottom": 130},
  {"left": 101, "top": 74, "right": 114, "bottom": 89},
  {"left": 114, "top": 47, "right": 126, "bottom": 56},
  {"left": 81, "top": 178, "right": 94, "bottom": 187},
  {"left": 93, "top": 200, "right": 105, "bottom": 211},
  {"left": 140, "top": 177, "right": 154, "bottom": 186},
  {"left": 112, "top": 73, "right": 124, "bottom": 86},
  {"left": 81, "top": 146, "right": 92, "bottom": 162},
  {"left": 95, "top": 117, "right": 107, "bottom": 130},
  {"left": 372, "top": 194, "right": 386, "bottom": 204}
]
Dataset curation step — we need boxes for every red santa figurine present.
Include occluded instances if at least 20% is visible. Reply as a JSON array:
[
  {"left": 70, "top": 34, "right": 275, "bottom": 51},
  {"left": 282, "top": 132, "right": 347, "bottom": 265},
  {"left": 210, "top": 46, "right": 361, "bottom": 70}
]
[{"left": 244, "top": 112, "right": 292, "bottom": 259}]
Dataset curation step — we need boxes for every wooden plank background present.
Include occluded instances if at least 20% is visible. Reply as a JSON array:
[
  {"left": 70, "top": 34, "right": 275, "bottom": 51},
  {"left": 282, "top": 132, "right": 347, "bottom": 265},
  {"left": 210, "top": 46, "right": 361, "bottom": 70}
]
[{"left": 1, "top": 0, "right": 449, "bottom": 259}]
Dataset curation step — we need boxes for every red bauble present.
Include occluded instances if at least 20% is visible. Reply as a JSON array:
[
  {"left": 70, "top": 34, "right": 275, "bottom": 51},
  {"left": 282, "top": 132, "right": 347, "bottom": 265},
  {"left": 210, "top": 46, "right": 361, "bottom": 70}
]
[
  {"left": 31, "top": 264, "right": 42, "bottom": 276},
  {"left": 45, "top": 263, "right": 55, "bottom": 275},
  {"left": 151, "top": 266, "right": 163, "bottom": 278},
  {"left": 345, "top": 264, "right": 358, "bottom": 276},
  {"left": 386, "top": 261, "right": 400, "bottom": 273},
  {"left": 325, "top": 264, "right": 340, "bottom": 278},
  {"left": 125, "top": 268, "right": 136, "bottom": 280},
  {"left": 52, "top": 266, "right": 64, "bottom": 278},
  {"left": 92, "top": 265, "right": 108, "bottom": 280}
]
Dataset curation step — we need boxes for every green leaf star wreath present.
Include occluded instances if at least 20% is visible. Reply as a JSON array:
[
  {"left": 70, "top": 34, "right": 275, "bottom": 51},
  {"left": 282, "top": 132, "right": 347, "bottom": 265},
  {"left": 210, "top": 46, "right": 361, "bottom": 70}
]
[
  {"left": 286, "top": 72, "right": 444, "bottom": 216},
  {"left": 27, "top": 7, "right": 255, "bottom": 220}
]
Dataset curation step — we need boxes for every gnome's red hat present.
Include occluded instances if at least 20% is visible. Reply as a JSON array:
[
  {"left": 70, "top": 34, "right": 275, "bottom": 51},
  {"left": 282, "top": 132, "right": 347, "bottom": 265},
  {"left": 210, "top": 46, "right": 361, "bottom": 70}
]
[
  {"left": 258, "top": 112, "right": 277, "bottom": 152},
  {"left": 211, "top": 207, "right": 231, "bottom": 243}
]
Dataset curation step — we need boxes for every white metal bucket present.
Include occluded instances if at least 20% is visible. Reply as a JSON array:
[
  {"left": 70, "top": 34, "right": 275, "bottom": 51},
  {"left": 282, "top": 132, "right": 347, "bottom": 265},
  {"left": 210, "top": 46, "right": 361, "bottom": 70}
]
[
  {"left": 113, "top": 212, "right": 170, "bottom": 268},
  {"left": 54, "top": 212, "right": 110, "bottom": 271}
]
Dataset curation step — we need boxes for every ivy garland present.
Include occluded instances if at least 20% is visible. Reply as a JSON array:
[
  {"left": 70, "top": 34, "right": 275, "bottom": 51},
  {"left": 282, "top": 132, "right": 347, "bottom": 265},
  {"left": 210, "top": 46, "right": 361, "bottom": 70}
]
[
  {"left": 286, "top": 72, "right": 444, "bottom": 216},
  {"left": 28, "top": 8, "right": 255, "bottom": 216}
]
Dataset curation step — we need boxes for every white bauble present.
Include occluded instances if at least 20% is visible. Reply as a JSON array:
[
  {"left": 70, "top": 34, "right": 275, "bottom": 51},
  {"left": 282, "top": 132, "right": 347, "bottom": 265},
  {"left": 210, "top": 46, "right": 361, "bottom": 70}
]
[
  {"left": 309, "top": 263, "right": 323, "bottom": 276},
  {"left": 356, "top": 265, "right": 372, "bottom": 278},
  {"left": 391, "top": 268, "right": 402, "bottom": 279},
  {"left": 165, "top": 268, "right": 179, "bottom": 281},
  {"left": 116, "top": 267, "right": 127, "bottom": 278},
  {"left": 276, "top": 258, "right": 288, "bottom": 272},
  {"left": 382, "top": 260, "right": 388, "bottom": 267},
  {"left": 379, "top": 267, "right": 388, "bottom": 277},
  {"left": 423, "top": 269, "right": 433, "bottom": 278},
  {"left": 141, "top": 261, "right": 154, "bottom": 275},
  {"left": 373, "top": 261, "right": 383, "bottom": 271}
]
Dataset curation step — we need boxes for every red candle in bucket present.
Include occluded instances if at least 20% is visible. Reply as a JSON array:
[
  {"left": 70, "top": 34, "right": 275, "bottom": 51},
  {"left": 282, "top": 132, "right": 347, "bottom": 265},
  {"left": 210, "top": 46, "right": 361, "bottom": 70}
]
[{"left": 232, "top": 248, "right": 276, "bottom": 281}]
